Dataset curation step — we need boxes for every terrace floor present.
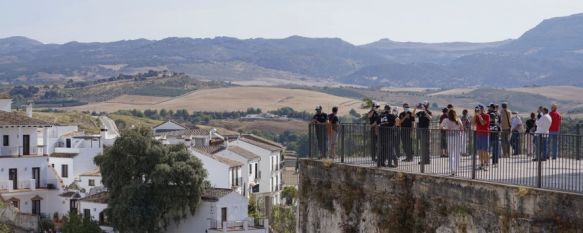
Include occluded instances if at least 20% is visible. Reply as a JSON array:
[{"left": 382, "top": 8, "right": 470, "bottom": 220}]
[{"left": 323, "top": 154, "right": 583, "bottom": 193}]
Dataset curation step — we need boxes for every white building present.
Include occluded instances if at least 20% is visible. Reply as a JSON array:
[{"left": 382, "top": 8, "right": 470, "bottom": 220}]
[
  {"left": 191, "top": 147, "right": 244, "bottom": 194},
  {"left": 166, "top": 188, "right": 268, "bottom": 233},
  {"left": 229, "top": 135, "right": 284, "bottom": 205},
  {"left": 0, "top": 100, "right": 110, "bottom": 221},
  {"left": 216, "top": 146, "right": 261, "bottom": 197}
]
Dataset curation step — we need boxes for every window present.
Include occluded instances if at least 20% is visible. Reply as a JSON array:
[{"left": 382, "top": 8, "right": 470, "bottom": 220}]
[
  {"left": 255, "top": 163, "right": 258, "bottom": 179},
  {"left": 32, "top": 200, "right": 41, "bottom": 215},
  {"left": 249, "top": 164, "right": 252, "bottom": 174},
  {"left": 2, "top": 135, "right": 8, "bottom": 146},
  {"left": 88, "top": 179, "right": 95, "bottom": 186},
  {"left": 66, "top": 138, "right": 71, "bottom": 148},
  {"left": 83, "top": 209, "right": 91, "bottom": 220},
  {"left": 61, "top": 164, "right": 69, "bottom": 178}
]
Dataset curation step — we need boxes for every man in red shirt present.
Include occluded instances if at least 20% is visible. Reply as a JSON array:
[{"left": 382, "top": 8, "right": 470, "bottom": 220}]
[
  {"left": 474, "top": 105, "right": 490, "bottom": 170},
  {"left": 548, "top": 104, "right": 561, "bottom": 159}
]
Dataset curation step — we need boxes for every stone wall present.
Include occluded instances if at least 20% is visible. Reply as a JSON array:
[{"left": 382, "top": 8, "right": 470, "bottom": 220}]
[{"left": 298, "top": 159, "right": 583, "bottom": 233}]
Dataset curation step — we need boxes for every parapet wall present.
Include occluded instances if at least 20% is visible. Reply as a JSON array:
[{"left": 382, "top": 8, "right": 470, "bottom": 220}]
[{"left": 298, "top": 159, "right": 583, "bottom": 233}]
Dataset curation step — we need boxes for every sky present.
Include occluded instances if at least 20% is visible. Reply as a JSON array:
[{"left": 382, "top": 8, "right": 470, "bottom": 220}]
[{"left": 2, "top": 0, "right": 583, "bottom": 45}]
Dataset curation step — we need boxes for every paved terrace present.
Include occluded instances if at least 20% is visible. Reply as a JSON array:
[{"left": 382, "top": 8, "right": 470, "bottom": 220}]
[{"left": 320, "top": 154, "right": 583, "bottom": 193}]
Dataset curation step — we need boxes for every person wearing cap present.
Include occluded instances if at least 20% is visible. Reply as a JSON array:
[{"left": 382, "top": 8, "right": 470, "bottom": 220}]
[
  {"left": 416, "top": 102, "right": 432, "bottom": 164},
  {"left": 500, "top": 102, "right": 512, "bottom": 157},
  {"left": 311, "top": 105, "right": 328, "bottom": 159},
  {"left": 378, "top": 105, "right": 398, "bottom": 167},
  {"left": 399, "top": 103, "right": 415, "bottom": 162},
  {"left": 474, "top": 104, "right": 490, "bottom": 170},
  {"left": 488, "top": 103, "right": 501, "bottom": 167},
  {"left": 510, "top": 111, "right": 523, "bottom": 156},
  {"left": 368, "top": 103, "right": 381, "bottom": 162},
  {"left": 548, "top": 104, "right": 562, "bottom": 159},
  {"left": 327, "top": 107, "right": 340, "bottom": 159}
]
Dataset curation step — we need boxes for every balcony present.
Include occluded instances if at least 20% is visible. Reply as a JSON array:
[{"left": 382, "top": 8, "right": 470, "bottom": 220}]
[
  {"left": 208, "top": 219, "right": 268, "bottom": 233},
  {"left": 0, "top": 179, "right": 60, "bottom": 192},
  {"left": 0, "top": 146, "right": 45, "bottom": 157}
]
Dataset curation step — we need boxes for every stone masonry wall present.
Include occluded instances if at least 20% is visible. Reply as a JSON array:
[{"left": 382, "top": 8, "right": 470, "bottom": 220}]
[{"left": 298, "top": 159, "right": 583, "bottom": 233}]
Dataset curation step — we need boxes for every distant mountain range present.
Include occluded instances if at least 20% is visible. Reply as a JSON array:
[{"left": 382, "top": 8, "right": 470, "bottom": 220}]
[{"left": 1, "top": 13, "right": 583, "bottom": 87}]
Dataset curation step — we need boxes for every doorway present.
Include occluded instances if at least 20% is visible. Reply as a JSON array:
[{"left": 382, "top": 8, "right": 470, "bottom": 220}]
[
  {"left": 8, "top": 168, "right": 17, "bottom": 189},
  {"left": 22, "top": 135, "right": 30, "bottom": 155},
  {"left": 32, "top": 167, "right": 40, "bottom": 188}
]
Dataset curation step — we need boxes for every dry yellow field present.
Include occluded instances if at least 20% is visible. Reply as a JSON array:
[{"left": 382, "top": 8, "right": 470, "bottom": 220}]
[
  {"left": 510, "top": 86, "right": 583, "bottom": 103},
  {"left": 105, "top": 95, "right": 172, "bottom": 105},
  {"left": 429, "top": 88, "right": 477, "bottom": 96},
  {"left": 69, "top": 87, "right": 364, "bottom": 115}
]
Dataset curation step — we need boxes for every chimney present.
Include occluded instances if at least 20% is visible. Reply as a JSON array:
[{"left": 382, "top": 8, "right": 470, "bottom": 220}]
[{"left": 26, "top": 103, "right": 33, "bottom": 118}]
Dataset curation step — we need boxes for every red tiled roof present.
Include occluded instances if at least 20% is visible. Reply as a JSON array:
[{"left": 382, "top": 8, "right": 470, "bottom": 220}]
[{"left": 0, "top": 111, "right": 52, "bottom": 127}]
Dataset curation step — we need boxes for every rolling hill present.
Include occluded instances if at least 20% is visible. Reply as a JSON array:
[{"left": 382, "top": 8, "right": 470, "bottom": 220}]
[
  {"left": 1, "top": 13, "right": 583, "bottom": 87},
  {"left": 67, "top": 86, "right": 364, "bottom": 115}
]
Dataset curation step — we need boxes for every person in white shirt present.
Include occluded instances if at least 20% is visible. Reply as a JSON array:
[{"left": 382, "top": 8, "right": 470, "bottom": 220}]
[
  {"left": 440, "top": 109, "right": 464, "bottom": 176},
  {"left": 534, "top": 108, "right": 552, "bottom": 161},
  {"left": 510, "top": 112, "right": 523, "bottom": 155}
]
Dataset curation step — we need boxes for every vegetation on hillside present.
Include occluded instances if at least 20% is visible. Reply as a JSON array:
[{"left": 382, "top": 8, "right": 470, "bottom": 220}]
[
  {"left": 34, "top": 110, "right": 101, "bottom": 134},
  {"left": 94, "top": 127, "right": 208, "bottom": 233}
]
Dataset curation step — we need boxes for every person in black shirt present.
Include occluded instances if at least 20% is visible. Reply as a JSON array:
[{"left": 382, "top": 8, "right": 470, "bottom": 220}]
[
  {"left": 416, "top": 103, "right": 432, "bottom": 164},
  {"left": 399, "top": 103, "right": 415, "bottom": 162},
  {"left": 525, "top": 112, "right": 537, "bottom": 157},
  {"left": 488, "top": 103, "right": 501, "bottom": 166},
  {"left": 328, "top": 107, "right": 340, "bottom": 159},
  {"left": 311, "top": 106, "right": 328, "bottom": 159},
  {"left": 368, "top": 103, "right": 380, "bottom": 162},
  {"left": 378, "top": 105, "right": 398, "bottom": 167}
]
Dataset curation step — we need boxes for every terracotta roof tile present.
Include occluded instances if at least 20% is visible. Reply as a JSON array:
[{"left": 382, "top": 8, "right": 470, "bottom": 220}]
[
  {"left": 80, "top": 191, "right": 109, "bottom": 204},
  {"left": 227, "top": 146, "right": 260, "bottom": 160},
  {"left": 202, "top": 188, "right": 233, "bottom": 201},
  {"left": 240, "top": 134, "right": 284, "bottom": 152}
]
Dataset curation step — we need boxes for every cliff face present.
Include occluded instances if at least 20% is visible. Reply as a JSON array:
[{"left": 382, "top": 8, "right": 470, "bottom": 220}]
[{"left": 298, "top": 160, "right": 583, "bottom": 233}]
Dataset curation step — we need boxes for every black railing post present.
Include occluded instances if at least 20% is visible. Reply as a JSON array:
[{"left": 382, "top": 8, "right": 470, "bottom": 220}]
[
  {"left": 536, "top": 134, "right": 543, "bottom": 188},
  {"left": 577, "top": 124, "right": 581, "bottom": 160},
  {"left": 308, "top": 124, "right": 312, "bottom": 158},
  {"left": 471, "top": 130, "right": 476, "bottom": 180},
  {"left": 340, "top": 125, "right": 345, "bottom": 163}
]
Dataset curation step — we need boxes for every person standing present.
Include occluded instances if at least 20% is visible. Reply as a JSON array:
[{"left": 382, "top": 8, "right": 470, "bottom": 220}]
[
  {"left": 439, "top": 108, "right": 449, "bottom": 157},
  {"left": 510, "top": 111, "right": 523, "bottom": 156},
  {"left": 534, "top": 108, "right": 552, "bottom": 161},
  {"left": 311, "top": 106, "right": 328, "bottom": 159},
  {"left": 460, "top": 109, "right": 472, "bottom": 156},
  {"left": 475, "top": 105, "right": 491, "bottom": 170},
  {"left": 488, "top": 104, "right": 501, "bottom": 167},
  {"left": 548, "top": 104, "right": 562, "bottom": 159},
  {"left": 327, "top": 107, "right": 340, "bottom": 159},
  {"left": 441, "top": 109, "right": 464, "bottom": 176},
  {"left": 416, "top": 103, "right": 432, "bottom": 164},
  {"left": 500, "top": 103, "right": 512, "bottom": 158},
  {"left": 368, "top": 103, "right": 380, "bottom": 162},
  {"left": 525, "top": 112, "right": 537, "bottom": 157},
  {"left": 378, "top": 105, "right": 399, "bottom": 167},
  {"left": 399, "top": 103, "right": 415, "bottom": 162}
]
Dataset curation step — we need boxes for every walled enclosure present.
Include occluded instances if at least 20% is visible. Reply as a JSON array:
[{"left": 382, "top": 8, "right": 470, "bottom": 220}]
[{"left": 298, "top": 159, "right": 583, "bottom": 233}]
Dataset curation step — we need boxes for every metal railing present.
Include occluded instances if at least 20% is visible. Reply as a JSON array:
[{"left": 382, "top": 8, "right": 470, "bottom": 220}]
[
  {"left": 0, "top": 146, "right": 44, "bottom": 156},
  {"left": 209, "top": 218, "right": 267, "bottom": 230},
  {"left": 308, "top": 123, "right": 583, "bottom": 193}
]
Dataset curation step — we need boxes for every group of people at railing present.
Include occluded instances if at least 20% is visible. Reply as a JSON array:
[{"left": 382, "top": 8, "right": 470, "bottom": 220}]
[{"left": 310, "top": 102, "right": 562, "bottom": 176}]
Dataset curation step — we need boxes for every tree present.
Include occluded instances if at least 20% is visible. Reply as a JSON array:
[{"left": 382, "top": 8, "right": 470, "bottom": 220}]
[
  {"left": 270, "top": 206, "right": 296, "bottom": 233},
  {"left": 61, "top": 212, "right": 101, "bottom": 233},
  {"left": 281, "top": 186, "right": 297, "bottom": 206},
  {"left": 94, "top": 127, "right": 208, "bottom": 233}
]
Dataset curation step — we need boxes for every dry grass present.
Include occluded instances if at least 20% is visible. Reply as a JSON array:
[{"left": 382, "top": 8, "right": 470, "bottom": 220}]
[
  {"left": 429, "top": 88, "right": 477, "bottom": 96},
  {"left": 34, "top": 111, "right": 101, "bottom": 134},
  {"left": 208, "top": 119, "right": 307, "bottom": 134},
  {"left": 510, "top": 86, "right": 583, "bottom": 103},
  {"left": 105, "top": 95, "right": 172, "bottom": 105},
  {"left": 68, "top": 87, "right": 363, "bottom": 115}
]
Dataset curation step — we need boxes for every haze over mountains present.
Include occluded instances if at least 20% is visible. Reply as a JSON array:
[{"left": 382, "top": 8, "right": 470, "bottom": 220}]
[{"left": 1, "top": 13, "right": 583, "bottom": 88}]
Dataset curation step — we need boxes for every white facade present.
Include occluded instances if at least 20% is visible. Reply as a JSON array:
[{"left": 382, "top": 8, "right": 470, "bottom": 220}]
[
  {"left": 166, "top": 191, "right": 268, "bottom": 233},
  {"left": 190, "top": 149, "right": 243, "bottom": 192},
  {"left": 217, "top": 148, "right": 261, "bottom": 197},
  {"left": 79, "top": 200, "right": 114, "bottom": 233},
  {"left": 0, "top": 99, "right": 12, "bottom": 112},
  {"left": 229, "top": 140, "right": 282, "bottom": 204}
]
